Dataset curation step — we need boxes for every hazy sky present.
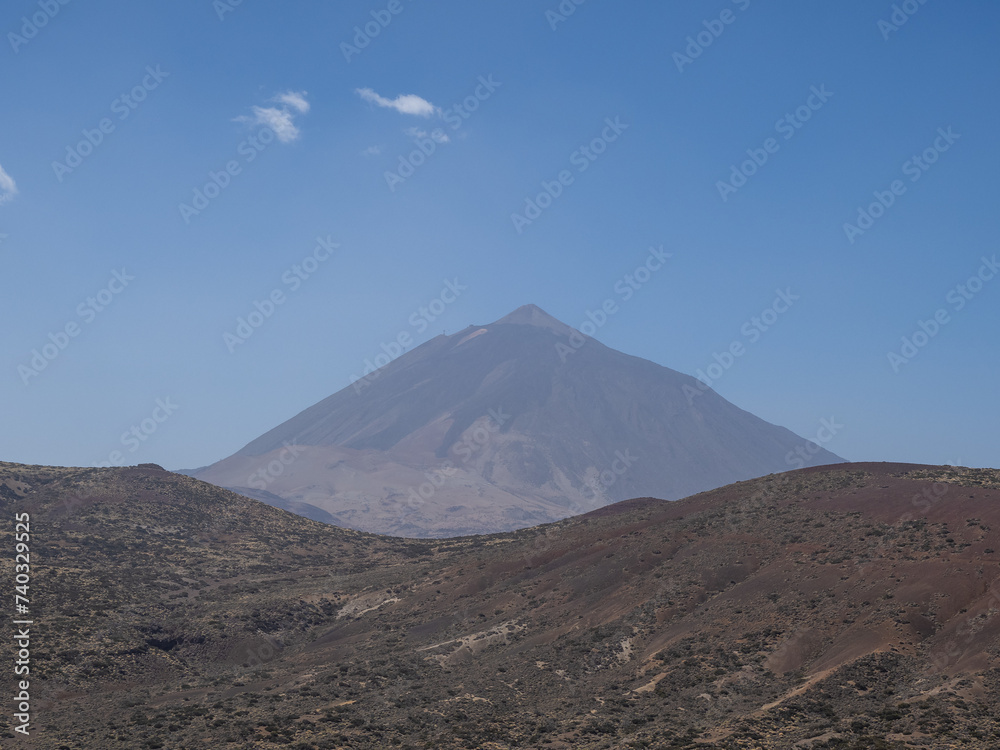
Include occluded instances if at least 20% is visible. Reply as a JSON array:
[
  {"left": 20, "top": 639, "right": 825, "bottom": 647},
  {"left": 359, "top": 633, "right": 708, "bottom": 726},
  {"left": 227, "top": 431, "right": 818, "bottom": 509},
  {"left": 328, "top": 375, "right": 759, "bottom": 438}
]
[{"left": 1, "top": 1, "right": 997, "bottom": 472}]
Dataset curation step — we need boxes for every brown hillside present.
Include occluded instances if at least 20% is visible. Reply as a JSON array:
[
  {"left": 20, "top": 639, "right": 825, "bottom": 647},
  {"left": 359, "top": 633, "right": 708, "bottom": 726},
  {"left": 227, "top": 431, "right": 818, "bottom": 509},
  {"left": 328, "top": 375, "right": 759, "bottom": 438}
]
[{"left": 2, "top": 460, "right": 999, "bottom": 748}]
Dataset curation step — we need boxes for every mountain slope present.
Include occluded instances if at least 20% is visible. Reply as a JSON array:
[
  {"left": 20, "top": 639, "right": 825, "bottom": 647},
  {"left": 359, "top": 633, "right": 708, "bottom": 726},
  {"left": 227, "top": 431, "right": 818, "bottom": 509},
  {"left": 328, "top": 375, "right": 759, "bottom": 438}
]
[
  {"left": 5, "top": 460, "right": 1000, "bottom": 748},
  {"left": 196, "top": 304, "right": 844, "bottom": 536}
]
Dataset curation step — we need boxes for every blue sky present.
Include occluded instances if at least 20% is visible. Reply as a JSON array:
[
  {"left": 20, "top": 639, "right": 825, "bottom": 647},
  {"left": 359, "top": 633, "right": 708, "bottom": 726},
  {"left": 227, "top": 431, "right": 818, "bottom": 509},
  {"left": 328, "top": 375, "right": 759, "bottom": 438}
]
[{"left": 1, "top": 0, "right": 997, "bottom": 472}]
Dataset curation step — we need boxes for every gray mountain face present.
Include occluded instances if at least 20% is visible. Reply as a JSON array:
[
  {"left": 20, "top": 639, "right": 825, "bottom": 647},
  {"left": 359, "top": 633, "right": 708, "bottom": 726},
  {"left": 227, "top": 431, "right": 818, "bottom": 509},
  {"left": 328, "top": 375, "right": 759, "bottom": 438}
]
[{"left": 195, "top": 305, "right": 844, "bottom": 536}]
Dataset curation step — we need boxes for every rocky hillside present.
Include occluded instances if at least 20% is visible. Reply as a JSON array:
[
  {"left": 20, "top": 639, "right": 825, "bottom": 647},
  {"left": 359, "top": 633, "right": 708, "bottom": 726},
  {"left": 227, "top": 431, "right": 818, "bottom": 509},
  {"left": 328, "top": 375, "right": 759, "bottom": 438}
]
[{"left": 3, "top": 460, "right": 999, "bottom": 748}]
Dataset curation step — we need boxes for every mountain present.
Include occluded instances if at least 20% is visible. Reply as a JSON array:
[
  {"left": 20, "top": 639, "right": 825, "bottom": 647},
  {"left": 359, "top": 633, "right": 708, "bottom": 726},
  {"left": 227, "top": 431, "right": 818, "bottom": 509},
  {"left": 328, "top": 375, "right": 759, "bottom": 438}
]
[
  {"left": 195, "top": 304, "right": 844, "bottom": 536},
  {"left": 7, "top": 459, "right": 1000, "bottom": 748}
]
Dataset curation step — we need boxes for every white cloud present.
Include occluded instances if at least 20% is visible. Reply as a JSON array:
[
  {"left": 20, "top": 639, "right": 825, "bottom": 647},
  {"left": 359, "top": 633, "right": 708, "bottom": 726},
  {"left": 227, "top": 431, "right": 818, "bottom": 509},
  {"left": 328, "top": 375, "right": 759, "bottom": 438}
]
[
  {"left": 236, "top": 91, "right": 310, "bottom": 143},
  {"left": 275, "top": 90, "right": 309, "bottom": 114},
  {"left": 0, "top": 164, "right": 18, "bottom": 205},
  {"left": 404, "top": 127, "right": 449, "bottom": 144},
  {"left": 356, "top": 87, "right": 438, "bottom": 117},
  {"left": 361, "top": 145, "right": 382, "bottom": 156},
  {"left": 249, "top": 106, "right": 300, "bottom": 142}
]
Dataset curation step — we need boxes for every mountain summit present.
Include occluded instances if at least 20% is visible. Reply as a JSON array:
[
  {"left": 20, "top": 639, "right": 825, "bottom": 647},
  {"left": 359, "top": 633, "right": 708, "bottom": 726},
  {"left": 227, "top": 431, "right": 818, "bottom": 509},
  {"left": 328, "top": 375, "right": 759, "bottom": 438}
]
[
  {"left": 195, "top": 305, "right": 844, "bottom": 536},
  {"left": 493, "top": 303, "right": 577, "bottom": 334}
]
